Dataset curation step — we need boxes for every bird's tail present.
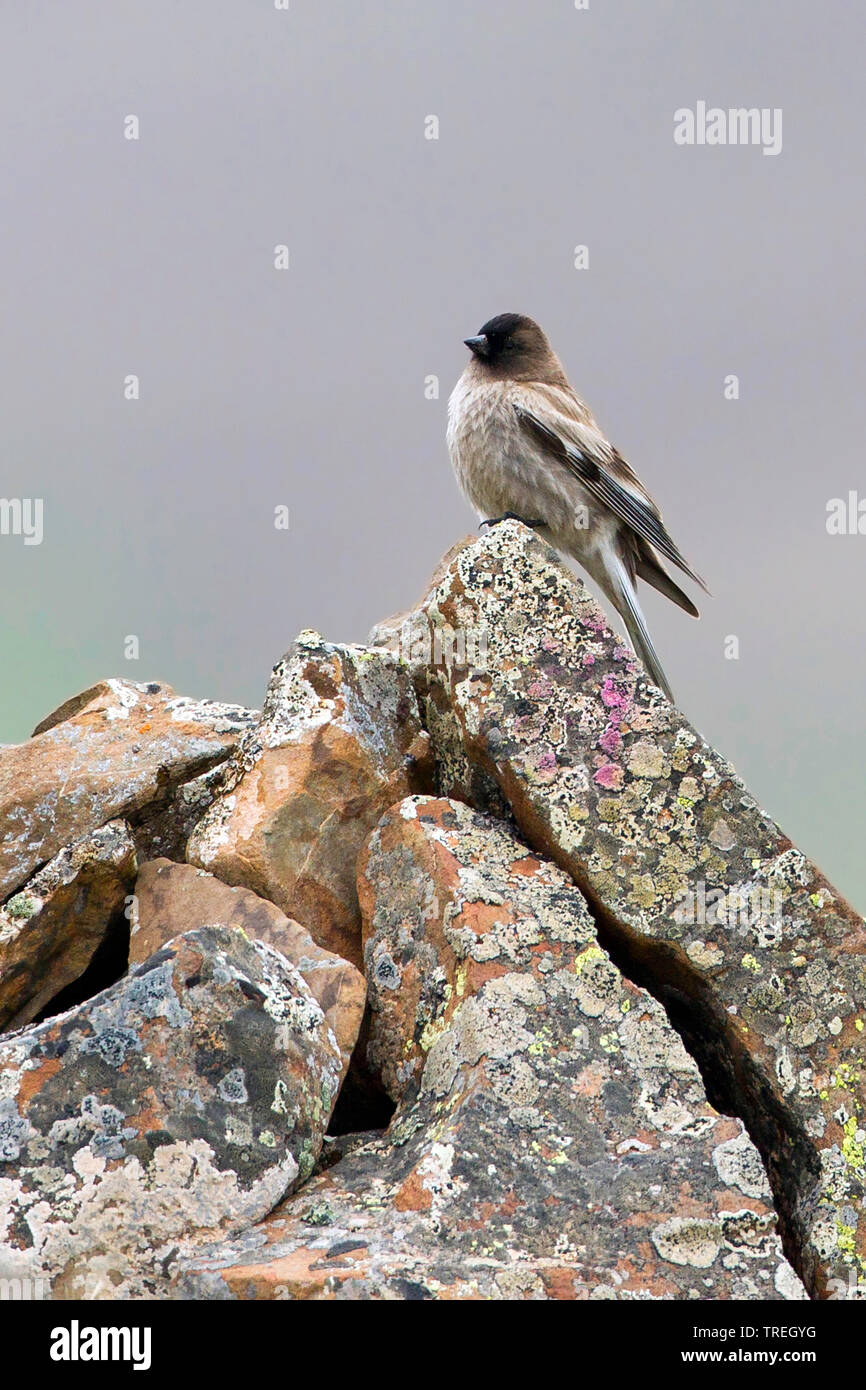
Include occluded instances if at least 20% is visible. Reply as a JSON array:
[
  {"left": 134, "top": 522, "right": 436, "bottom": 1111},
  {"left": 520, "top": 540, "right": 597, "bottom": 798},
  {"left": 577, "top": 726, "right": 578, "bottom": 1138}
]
[{"left": 605, "top": 554, "right": 675, "bottom": 703}]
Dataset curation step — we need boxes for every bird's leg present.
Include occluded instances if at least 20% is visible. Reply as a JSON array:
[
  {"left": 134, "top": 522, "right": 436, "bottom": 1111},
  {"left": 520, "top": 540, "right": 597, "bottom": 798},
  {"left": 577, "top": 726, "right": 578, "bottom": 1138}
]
[{"left": 481, "top": 513, "right": 546, "bottom": 530}]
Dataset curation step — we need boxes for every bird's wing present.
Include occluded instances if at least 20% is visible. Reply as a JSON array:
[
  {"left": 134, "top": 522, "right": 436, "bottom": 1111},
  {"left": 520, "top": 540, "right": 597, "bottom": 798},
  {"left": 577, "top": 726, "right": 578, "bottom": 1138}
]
[{"left": 513, "top": 384, "right": 708, "bottom": 593}]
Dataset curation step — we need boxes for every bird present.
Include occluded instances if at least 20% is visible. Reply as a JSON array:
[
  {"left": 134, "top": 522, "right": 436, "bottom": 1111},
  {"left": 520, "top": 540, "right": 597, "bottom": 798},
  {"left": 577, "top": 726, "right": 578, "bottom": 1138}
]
[{"left": 446, "top": 312, "right": 708, "bottom": 703}]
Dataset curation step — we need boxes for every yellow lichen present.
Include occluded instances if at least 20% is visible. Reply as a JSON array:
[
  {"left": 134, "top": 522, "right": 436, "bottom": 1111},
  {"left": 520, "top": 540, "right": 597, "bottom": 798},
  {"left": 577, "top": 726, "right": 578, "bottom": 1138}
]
[
  {"left": 842, "top": 1117, "right": 865, "bottom": 1170},
  {"left": 528, "top": 1025, "right": 554, "bottom": 1057},
  {"left": 836, "top": 1220, "right": 857, "bottom": 1256},
  {"left": 420, "top": 1013, "right": 450, "bottom": 1053},
  {"left": 573, "top": 944, "right": 606, "bottom": 976}
]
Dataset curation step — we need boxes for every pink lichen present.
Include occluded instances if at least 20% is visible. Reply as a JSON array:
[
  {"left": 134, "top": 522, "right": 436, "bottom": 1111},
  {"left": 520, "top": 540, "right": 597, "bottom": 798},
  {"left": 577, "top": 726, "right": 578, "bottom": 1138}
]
[
  {"left": 600, "top": 676, "right": 631, "bottom": 713},
  {"left": 593, "top": 762, "right": 624, "bottom": 790},
  {"left": 599, "top": 723, "right": 622, "bottom": 756}
]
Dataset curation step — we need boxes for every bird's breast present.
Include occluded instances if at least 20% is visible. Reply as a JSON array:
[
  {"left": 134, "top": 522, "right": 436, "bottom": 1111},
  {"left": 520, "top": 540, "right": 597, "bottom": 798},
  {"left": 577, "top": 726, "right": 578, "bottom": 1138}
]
[
  {"left": 446, "top": 375, "right": 606, "bottom": 566},
  {"left": 447, "top": 379, "right": 527, "bottom": 517}
]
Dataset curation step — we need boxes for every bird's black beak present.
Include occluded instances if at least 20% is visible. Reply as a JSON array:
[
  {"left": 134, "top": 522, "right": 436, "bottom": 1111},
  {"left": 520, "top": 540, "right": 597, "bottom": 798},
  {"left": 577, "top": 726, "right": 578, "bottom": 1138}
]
[{"left": 464, "top": 334, "right": 490, "bottom": 358}]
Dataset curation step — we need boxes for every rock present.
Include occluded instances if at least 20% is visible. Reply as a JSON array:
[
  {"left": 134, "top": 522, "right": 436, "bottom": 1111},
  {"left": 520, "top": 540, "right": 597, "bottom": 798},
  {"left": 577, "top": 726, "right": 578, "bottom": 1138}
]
[
  {"left": 0, "top": 821, "right": 137, "bottom": 1033},
  {"left": 396, "top": 520, "right": 866, "bottom": 1299},
  {"left": 0, "top": 924, "right": 342, "bottom": 1298},
  {"left": 313, "top": 1129, "right": 386, "bottom": 1176},
  {"left": 131, "top": 860, "right": 365, "bottom": 1079},
  {"left": 0, "top": 680, "right": 257, "bottom": 903},
  {"left": 187, "top": 632, "right": 432, "bottom": 967},
  {"left": 3, "top": 522, "right": 859, "bottom": 1303},
  {"left": 369, "top": 538, "right": 510, "bottom": 819},
  {"left": 174, "top": 797, "right": 804, "bottom": 1301},
  {"left": 130, "top": 765, "right": 227, "bottom": 863}
]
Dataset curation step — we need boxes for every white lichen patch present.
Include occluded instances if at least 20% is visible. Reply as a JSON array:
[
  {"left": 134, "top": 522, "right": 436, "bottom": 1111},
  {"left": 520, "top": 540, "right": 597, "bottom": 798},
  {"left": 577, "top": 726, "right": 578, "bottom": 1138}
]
[
  {"left": 651, "top": 1217, "right": 721, "bottom": 1268},
  {"left": 712, "top": 1128, "right": 772, "bottom": 1199}
]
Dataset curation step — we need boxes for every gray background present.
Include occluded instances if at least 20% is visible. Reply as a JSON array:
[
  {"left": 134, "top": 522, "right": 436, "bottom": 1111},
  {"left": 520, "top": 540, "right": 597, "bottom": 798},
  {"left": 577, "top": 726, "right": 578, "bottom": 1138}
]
[{"left": 2, "top": 1, "right": 864, "bottom": 910}]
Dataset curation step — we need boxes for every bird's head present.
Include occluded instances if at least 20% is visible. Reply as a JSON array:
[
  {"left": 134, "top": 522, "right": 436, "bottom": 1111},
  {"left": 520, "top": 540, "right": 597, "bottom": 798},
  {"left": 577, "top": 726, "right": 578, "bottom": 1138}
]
[{"left": 462, "top": 313, "right": 565, "bottom": 384}]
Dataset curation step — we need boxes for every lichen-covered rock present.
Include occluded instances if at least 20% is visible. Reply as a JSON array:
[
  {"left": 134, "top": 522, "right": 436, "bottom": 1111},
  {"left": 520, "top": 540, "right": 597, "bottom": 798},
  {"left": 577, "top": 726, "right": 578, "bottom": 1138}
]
[
  {"left": 399, "top": 521, "right": 866, "bottom": 1299},
  {"left": 131, "top": 859, "right": 365, "bottom": 1080},
  {"left": 369, "top": 540, "right": 510, "bottom": 820},
  {"left": 187, "top": 632, "right": 432, "bottom": 967},
  {"left": 0, "top": 924, "right": 342, "bottom": 1298},
  {"left": 174, "top": 797, "right": 804, "bottom": 1301},
  {"left": 0, "top": 821, "right": 137, "bottom": 1032},
  {"left": 0, "top": 680, "right": 257, "bottom": 903},
  {"left": 130, "top": 764, "right": 227, "bottom": 863}
]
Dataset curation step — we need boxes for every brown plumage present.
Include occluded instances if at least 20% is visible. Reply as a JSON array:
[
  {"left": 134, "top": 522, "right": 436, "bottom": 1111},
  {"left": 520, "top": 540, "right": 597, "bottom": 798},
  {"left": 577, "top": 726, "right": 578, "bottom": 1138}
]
[{"left": 447, "top": 313, "right": 707, "bottom": 702}]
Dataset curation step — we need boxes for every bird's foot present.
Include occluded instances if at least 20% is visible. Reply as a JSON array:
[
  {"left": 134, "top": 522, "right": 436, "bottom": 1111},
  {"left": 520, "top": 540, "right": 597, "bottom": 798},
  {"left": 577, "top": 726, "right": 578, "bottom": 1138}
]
[{"left": 480, "top": 513, "right": 546, "bottom": 530}]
